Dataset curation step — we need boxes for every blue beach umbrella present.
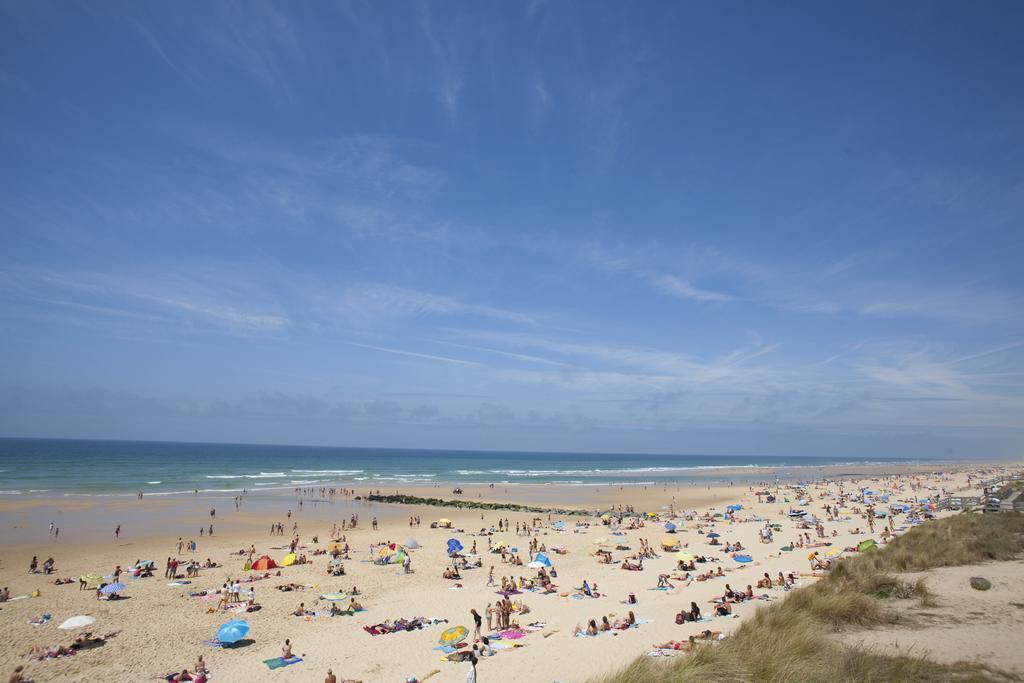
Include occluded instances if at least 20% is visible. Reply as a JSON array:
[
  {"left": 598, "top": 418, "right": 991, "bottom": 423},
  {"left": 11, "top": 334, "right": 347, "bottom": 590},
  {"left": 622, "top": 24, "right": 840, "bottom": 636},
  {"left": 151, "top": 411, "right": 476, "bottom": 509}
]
[
  {"left": 216, "top": 619, "right": 250, "bottom": 644},
  {"left": 707, "top": 532, "right": 720, "bottom": 538},
  {"left": 446, "top": 538, "right": 463, "bottom": 554},
  {"left": 100, "top": 582, "right": 126, "bottom": 594},
  {"left": 726, "top": 505, "right": 742, "bottom": 512},
  {"left": 664, "top": 522, "right": 676, "bottom": 532},
  {"left": 533, "top": 552, "right": 552, "bottom": 567},
  {"left": 734, "top": 555, "right": 753, "bottom": 563},
  {"left": 552, "top": 521, "right": 565, "bottom": 529}
]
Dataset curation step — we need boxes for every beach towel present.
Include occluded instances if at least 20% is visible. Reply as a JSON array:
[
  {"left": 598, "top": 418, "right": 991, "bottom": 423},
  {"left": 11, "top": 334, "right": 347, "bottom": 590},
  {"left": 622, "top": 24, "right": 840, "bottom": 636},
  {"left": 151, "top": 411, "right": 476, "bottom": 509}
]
[
  {"left": 648, "top": 586, "right": 671, "bottom": 591},
  {"left": 263, "top": 656, "right": 302, "bottom": 670},
  {"left": 203, "top": 640, "right": 225, "bottom": 648}
]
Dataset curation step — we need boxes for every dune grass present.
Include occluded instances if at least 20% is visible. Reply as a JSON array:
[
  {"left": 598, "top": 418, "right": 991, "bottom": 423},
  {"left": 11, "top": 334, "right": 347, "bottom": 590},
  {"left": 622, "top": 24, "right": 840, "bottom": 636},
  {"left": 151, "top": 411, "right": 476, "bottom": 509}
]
[{"left": 594, "top": 513, "right": 1024, "bottom": 683}]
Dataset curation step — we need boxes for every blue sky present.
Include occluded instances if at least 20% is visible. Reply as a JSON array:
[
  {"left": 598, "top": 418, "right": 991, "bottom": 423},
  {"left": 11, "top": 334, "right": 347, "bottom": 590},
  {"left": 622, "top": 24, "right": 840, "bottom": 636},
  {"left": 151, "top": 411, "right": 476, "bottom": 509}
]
[{"left": 1, "top": 1, "right": 1022, "bottom": 457}]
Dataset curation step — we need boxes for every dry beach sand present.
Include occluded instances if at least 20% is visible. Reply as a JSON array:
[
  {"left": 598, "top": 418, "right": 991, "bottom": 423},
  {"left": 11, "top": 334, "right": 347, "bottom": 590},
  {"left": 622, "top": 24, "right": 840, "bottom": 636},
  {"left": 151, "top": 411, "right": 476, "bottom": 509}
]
[{"left": 0, "top": 462, "right": 1019, "bottom": 683}]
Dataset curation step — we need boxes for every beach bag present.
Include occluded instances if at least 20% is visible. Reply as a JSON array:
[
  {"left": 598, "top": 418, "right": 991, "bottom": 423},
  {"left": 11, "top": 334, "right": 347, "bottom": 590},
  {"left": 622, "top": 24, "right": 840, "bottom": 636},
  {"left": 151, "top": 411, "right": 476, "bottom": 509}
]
[
  {"left": 627, "top": 592, "right": 636, "bottom": 604},
  {"left": 675, "top": 612, "right": 684, "bottom": 625}
]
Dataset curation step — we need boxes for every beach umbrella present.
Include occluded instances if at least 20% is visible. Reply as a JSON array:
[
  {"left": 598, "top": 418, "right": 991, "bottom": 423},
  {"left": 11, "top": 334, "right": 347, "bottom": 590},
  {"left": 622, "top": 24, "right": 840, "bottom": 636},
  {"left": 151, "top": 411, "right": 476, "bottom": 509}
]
[
  {"left": 664, "top": 522, "right": 676, "bottom": 532},
  {"left": 320, "top": 592, "right": 348, "bottom": 601},
  {"left": 660, "top": 535, "right": 679, "bottom": 549},
  {"left": 734, "top": 555, "right": 753, "bottom": 563},
  {"left": 439, "top": 625, "right": 468, "bottom": 646},
  {"left": 404, "top": 538, "right": 420, "bottom": 549},
  {"left": 676, "top": 551, "right": 694, "bottom": 562},
  {"left": 216, "top": 619, "right": 250, "bottom": 644},
  {"left": 80, "top": 573, "right": 103, "bottom": 588},
  {"left": 281, "top": 553, "right": 297, "bottom": 567},
  {"left": 446, "top": 538, "right": 463, "bottom": 554},
  {"left": 707, "top": 532, "right": 720, "bottom": 538},
  {"left": 552, "top": 521, "right": 565, "bottom": 529},
  {"left": 327, "top": 542, "right": 343, "bottom": 552},
  {"left": 251, "top": 555, "right": 277, "bottom": 571},
  {"left": 438, "top": 518, "right": 452, "bottom": 527},
  {"left": 59, "top": 615, "right": 96, "bottom": 630},
  {"left": 600, "top": 514, "right": 610, "bottom": 521},
  {"left": 726, "top": 505, "right": 743, "bottom": 512},
  {"left": 100, "top": 582, "right": 126, "bottom": 594}
]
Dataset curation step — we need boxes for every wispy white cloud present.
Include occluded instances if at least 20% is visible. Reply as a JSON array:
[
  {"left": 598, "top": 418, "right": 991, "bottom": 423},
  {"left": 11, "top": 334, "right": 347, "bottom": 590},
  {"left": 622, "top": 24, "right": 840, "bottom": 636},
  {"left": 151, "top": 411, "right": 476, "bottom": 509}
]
[
  {"left": 642, "top": 272, "right": 736, "bottom": 303},
  {"left": 345, "top": 341, "right": 481, "bottom": 367},
  {"left": 340, "top": 283, "right": 535, "bottom": 325}
]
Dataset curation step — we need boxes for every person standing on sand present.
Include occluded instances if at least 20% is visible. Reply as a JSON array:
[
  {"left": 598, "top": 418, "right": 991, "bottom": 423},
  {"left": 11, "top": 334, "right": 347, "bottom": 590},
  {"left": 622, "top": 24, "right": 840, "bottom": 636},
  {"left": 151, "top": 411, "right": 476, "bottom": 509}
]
[
  {"left": 465, "top": 653, "right": 477, "bottom": 683},
  {"left": 471, "top": 608, "right": 482, "bottom": 640},
  {"left": 115, "top": 525, "right": 120, "bottom": 540},
  {"left": 325, "top": 670, "right": 336, "bottom": 683}
]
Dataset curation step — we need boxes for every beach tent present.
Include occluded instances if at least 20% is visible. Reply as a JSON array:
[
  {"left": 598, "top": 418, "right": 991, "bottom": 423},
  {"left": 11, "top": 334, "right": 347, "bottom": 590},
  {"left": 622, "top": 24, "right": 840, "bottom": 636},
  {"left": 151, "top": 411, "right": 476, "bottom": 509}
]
[
  {"left": 216, "top": 619, "right": 249, "bottom": 644},
  {"left": 446, "top": 538, "right": 464, "bottom": 554},
  {"left": 857, "top": 539, "right": 877, "bottom": 553},
  {"left": 533, "top": 552, "right": 552, "bottom": 567},
  {"left": 660, "top": 535, "right": 679, "bottom": 550},
  {"left": 281, "top": 553, "right": 297, "bottom": 567},
  {"left": 251, "top": 555, "right": 277, "bottom": 571},
  {"left": 438, "top": 518, "right": 453, "bottom": 528},
  {"left": 664, "top": 522, "right": 677, "bottom": 532},
  {"left": 404, "top": 538, "right": 420, "bottom": 549}
]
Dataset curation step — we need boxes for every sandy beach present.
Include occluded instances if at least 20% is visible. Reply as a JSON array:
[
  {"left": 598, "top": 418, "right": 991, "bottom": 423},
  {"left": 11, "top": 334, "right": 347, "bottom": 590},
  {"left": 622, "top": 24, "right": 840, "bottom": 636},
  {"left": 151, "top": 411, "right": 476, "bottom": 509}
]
[{"left": 0, "top": 462, "right": 1019, "bottom": 683}]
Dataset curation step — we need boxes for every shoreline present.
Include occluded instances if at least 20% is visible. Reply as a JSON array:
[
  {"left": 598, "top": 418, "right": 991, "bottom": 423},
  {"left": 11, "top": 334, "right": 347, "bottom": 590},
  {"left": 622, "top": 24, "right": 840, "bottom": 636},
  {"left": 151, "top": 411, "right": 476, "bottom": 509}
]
[{"left": 0, "top": 458, "right": 1013, "bottom": 501}]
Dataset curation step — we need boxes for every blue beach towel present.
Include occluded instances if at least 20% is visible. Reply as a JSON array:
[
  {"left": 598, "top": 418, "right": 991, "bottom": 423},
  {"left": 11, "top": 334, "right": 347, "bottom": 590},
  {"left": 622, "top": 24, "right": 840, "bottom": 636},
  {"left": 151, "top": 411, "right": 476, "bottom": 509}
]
[{"left": 263, "top": 656, "right": 303, "bottom": 670}]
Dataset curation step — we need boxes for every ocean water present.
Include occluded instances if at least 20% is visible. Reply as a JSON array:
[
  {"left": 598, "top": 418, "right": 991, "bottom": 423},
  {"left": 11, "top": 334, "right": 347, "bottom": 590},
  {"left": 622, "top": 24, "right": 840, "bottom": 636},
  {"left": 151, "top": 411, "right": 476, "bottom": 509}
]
[{"left": 0, "top": 438, "right": 932, "bottom": 498}]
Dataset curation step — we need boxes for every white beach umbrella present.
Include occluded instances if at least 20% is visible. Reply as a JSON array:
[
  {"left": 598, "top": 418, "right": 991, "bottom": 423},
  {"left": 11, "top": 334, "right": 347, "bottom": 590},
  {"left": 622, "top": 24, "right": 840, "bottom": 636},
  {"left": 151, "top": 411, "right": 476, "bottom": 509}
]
[{"left": 59, "top": 615, "right": 96, "bottom": 630}]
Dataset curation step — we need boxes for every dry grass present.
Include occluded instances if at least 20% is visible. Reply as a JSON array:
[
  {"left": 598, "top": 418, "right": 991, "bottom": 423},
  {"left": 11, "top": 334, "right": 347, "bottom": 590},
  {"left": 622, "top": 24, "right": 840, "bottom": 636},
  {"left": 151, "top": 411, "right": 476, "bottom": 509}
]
[{"left": 594, "top": 513, "right": 1024, "bottom": 683}]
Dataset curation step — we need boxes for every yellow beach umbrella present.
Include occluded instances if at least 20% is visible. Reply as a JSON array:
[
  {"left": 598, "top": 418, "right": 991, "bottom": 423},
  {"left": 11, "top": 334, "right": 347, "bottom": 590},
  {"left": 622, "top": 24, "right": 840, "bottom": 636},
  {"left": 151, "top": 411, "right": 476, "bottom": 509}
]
[
  {"left": 676, "top": 551, "right": 694, "bottom": 562},
  {"left": 281, "top": 553, "right": 297, "bottom": 566},
  {"left": 660, "top": 535, "right": 679, "bottom": 549},
  {"left": 439, "top": 518, "right": 452, "bottom": 527}
]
